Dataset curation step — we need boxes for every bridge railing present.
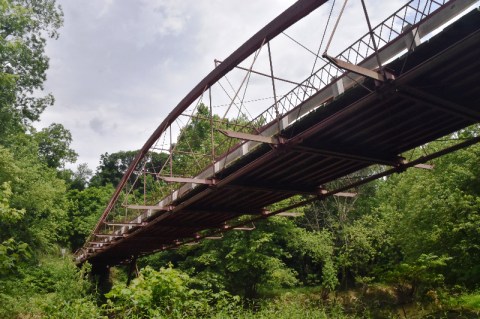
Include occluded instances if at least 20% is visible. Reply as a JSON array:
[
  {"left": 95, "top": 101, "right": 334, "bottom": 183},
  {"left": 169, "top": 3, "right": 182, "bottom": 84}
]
[
  {"left": 338, "top": 0, "right": 448, "bottom": 64},
  {"left": 251, "top": 0, "right": 449, "bottom": 129}
]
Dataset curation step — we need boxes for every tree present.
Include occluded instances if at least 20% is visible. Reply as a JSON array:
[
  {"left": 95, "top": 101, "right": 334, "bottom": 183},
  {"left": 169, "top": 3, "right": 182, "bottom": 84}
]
[
  {"left": 90, "top": 151, "right": 138, "bottom": 187},
  {"left": 58, "top": 163, "right": 93, "bottom": 191},
  {"left": 169, "top": 103, "right": 253, "bottom": 177},
  {"left": 286, "top": 225, "right": 338, "bottom": 293},
  {"left": 0, "top": 134, "right": 72, "bottom": 252},
  {"left": 0, "top": 0, "right": 63, "bottom": 131},
  {"left": 35, "top": 123, "right": 78, "bottom": 169},
  {"left": 65, "top": 184, "right": 113, "bottom": 250},
  {"left": 105, "top": 265, "right": 239, "bottom": 318},
  {"left": 0, "top": 181, "right": 29, "bottom": 275},
  {"left": 146, "top": 218, "right": 299, "bottom": 299},
  {"left": 70, "top": 163, "right": 93, "bottom": 190},
  {"left": 90, "top": 150, "right": 167, "bottom": 188},
  {"left": 375, "top": 129, "right": 480, "bottom": 287}
]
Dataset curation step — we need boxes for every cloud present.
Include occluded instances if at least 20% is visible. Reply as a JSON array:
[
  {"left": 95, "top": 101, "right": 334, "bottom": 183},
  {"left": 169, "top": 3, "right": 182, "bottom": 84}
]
[{"left": 89, "top": 118, "right": 106, "bottom": 136}]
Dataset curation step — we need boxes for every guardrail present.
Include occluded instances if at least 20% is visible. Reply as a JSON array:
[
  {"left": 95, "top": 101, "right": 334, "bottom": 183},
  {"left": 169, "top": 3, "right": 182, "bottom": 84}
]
[{"left": 252, "top": 0, "right": 450, "bottom": 127}]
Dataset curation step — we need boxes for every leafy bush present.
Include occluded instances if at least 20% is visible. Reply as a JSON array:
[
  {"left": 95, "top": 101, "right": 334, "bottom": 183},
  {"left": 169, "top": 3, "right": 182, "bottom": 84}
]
[
  {"left": 105, "top": 265, "right": 240, "bottom": 318},
  {"left": 384, "top": 253, "right": 451, "bottom": 302},
  {"left": 0, "top": 256, "right": 103, "bottom": 319}
]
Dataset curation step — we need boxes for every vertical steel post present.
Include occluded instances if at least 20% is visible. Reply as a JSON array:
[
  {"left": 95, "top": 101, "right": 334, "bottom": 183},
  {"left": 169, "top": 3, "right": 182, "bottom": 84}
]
[
  {"left": 360, "top": 0, "right": 384, "bottom": 76},
  {"left": 267, "top": 41, "right": 280, "bottom": 131},
  {"left": 209, "top": 87, "right": 215, "bottom": 174},
  {"left": 169, "top": 125, "right": 173, "bottom": 177},
  {"left": 143, "top": 167, "right": 146, "bottom": 204}
]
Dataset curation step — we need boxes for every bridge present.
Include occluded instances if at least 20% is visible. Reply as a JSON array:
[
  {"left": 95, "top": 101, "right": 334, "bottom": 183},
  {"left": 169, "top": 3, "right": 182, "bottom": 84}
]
[{"left": 76, "top": 0, "right": 480, "bottom": 267}]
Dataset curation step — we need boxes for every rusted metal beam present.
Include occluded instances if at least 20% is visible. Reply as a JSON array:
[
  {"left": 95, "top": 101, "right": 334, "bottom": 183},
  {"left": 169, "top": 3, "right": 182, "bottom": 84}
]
[
  {"left": 414, "top": 163, "right": 434, "bottom": 170},
  {"left": 159, "top": 176, "right": 217, "bottom": 185},
  {"left": 323, "top": 136, "right": 480, "bottom": 197},
  {"left": 89, "top": 134, "right": 480, "bottom": 261},
  {"left": 218, "top": 129, "right": 279, "bottom": 144},
  {"left": 121, "top": 235, "right": 184, "bottom": 241},
  {"left": 276, "top": 212, "right": 302, "bottom": 217},
  {"left": 323, "top": 54, "right": 385, "bottom": 81},
  {"left": 233, "top": 226, "right": 255, "bottom": 231},
  {"left": 318, "top": 188, "right": 357, "bottom": 197},
  {"left": 95, "top": 234, "right": 126, "bottom": 238},
  {"left": 205, "top": 234, "right": 224, "bottom": 240},
  {"left": 123, "top": 204, "right": 169, "bottom": 211},
  {"left": 360, "top": 0, "right": 384, "bottom": 75},
  {"left": 253, "top": 136, "right": 480, "bottom": 226},
  {"left": 104, "top": 222, "right": 147, "bottom": 227},
  {"left": 334, "top": 192, "right": 357, "bottom": 197}
]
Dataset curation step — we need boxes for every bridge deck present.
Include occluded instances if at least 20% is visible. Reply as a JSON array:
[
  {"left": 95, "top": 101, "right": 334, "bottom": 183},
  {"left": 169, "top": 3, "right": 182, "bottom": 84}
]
[{"left": 85, "top": 6, "right": 480, "bottom": 266}]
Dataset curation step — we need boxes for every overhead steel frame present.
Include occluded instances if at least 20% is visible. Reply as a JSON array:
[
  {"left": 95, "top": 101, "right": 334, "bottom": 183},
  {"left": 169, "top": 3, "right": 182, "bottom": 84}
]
[{"left": 76, "top": 0, "right": 479, "bottom": 264}]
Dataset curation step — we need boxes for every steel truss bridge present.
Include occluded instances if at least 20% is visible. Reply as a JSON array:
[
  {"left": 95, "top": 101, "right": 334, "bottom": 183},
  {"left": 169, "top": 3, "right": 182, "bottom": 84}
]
[{"left": 76, "top": 0, "right": 480, "bottom": 267}]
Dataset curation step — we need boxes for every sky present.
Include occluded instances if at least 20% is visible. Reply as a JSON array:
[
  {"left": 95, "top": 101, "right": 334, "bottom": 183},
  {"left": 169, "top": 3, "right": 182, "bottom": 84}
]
[{"left": 38, "top": 0, "right": 408, "bottom": 171}]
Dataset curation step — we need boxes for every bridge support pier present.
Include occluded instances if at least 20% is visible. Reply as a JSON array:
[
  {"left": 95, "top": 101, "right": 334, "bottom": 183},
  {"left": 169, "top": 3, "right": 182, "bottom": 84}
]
[
  {"left": 91, "top": 263, "right": 112, "bottom": 297},
  {"left": 126, "top": 255, "right": 138, "bottom": 286}
]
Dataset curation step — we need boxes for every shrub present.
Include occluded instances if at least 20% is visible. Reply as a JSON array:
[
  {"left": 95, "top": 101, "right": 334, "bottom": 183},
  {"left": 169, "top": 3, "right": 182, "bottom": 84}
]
[{"left": 105, "top": 265, "right": 240, "bottom": 318}]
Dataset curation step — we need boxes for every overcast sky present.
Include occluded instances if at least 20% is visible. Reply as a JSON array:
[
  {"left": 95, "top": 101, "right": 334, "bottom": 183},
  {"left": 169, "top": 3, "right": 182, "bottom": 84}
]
[{"left": 38, "top": 0, "right": 408, "bottom": 171}]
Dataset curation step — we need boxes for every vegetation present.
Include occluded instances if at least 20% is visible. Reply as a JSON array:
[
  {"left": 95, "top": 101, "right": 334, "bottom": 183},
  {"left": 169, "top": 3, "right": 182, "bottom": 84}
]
[{"left": 1, "top": 0, "right": 480, "bottom": 318}]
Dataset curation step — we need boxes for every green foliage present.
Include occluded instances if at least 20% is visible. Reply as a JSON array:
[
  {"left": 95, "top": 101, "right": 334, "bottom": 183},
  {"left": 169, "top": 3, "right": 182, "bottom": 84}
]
[
  {"left": 384, "top": 253, "right": 451, "bottom": 300},
  {"left": 172, "top": 103, "right": 252, "bottom": 177},
  {"left": 376, "top": 138, "right": 480, "bottom": 287},
  {"left": 0, "top": 145, "right": 18, "bottom": 186},
  {"left": 457, "top": 291, "right": 480, "bottom": 311},
  {"left": 90, "top": 150, "right": 167, "bottom": 189},
  {"left": 105, "top": 265, "right": 240, "bottom": 319},
  {"left": 211, "top": 287, "right": 358, "bottom": 319},
  {"left": 287, "top": 227, "right": 338, "bottom": 291},
  {"left": 337, "top": 212, "right": 396, "bottom": 283},
  {"left": 0, "top": 2, "right": 101, "bottom": 317},
  {"left": 10, "top": 152, "right": 69, "bottom": 249},
  {"left": 0, "top": 140, "right": 69, "bottom": 251},
  {"left": 65, "top": 184, "right": 114, "bottom": 250},
  {"left": 170, "top": 218, "right": 300, "bottom": 298},
  {"left": 0, "top": 181, "right": 24, "bottom": 224},
  {"left": 0, "top": 0, "right": 63, "bottom": 130},
  {"left": 35, "top": 123, "right": 78, "bottom": 168},
  {"left": 90, "top": 150, "right": 138, "bottom": 187},
  {"left": 0, "top": 256, "right": 104, "bottom": 319},
  {"left": 0, "top": 237, "right": 30, "bottom": 275},
  {"left": 59, "top": 162, "right": 94, "bottom": 191}
]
